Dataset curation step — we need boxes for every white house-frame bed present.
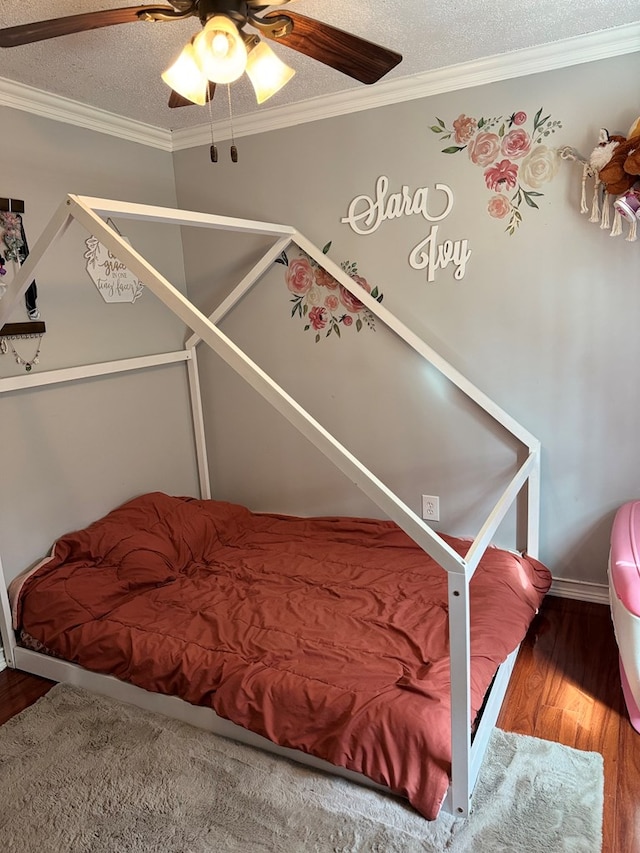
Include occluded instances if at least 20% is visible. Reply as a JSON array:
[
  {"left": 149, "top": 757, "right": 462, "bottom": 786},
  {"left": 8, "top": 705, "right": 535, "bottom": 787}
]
[{"left": 0, "top": 194, "right": 542, "bottom": 819}]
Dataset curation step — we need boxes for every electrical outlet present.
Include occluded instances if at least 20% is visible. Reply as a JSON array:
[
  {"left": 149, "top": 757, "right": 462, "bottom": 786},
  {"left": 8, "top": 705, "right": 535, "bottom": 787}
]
[{"left": 421, "top": 495, "right": 440, "bottom": 522}]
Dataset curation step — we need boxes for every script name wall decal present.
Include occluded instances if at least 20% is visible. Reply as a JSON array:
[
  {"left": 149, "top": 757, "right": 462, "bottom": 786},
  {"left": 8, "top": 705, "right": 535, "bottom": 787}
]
[{"left": 340, "top": 175, "right": 471, "bottom": 283}]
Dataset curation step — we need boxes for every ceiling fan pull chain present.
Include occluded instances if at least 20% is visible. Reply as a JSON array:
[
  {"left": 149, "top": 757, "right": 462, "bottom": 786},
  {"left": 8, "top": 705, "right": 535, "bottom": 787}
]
[
  {"left": 207, "top": 91, "right": 218, "bottom": 164},
  {"left": 227, "top": 85, "right": 238, "bottom": 163}
]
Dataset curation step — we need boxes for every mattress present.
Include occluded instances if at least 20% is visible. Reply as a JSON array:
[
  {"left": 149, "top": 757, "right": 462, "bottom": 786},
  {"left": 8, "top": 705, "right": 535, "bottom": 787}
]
[
  {"left": 609, "top": 500, "right": 640, "bottom": 731},
  {"left": 10, "top": 491, "right": 552, "bottom": 819}
]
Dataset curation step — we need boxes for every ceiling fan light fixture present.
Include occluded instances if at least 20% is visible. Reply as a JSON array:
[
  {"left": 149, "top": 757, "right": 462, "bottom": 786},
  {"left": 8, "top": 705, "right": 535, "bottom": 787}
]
[
  {"left": 245, "top": 40, "right": 296, "bottom": 104},
  {"left": 193, "top": 14, "right": 247, "bottom": 84},
  {"left": 161, "top": 41, "right": 209, "bottom": 105}
]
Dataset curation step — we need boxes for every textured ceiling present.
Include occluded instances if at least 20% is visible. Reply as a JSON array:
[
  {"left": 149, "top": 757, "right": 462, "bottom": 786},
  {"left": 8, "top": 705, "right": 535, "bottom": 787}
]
[{"left": 0, "top": 1, "right": 638, "bottom": 132}]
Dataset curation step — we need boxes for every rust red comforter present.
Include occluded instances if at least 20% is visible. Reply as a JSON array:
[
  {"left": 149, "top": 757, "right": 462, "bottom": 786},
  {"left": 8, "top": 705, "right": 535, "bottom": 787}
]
[{"left": 12, "top": 492, "right": 551, "bottom": 819}]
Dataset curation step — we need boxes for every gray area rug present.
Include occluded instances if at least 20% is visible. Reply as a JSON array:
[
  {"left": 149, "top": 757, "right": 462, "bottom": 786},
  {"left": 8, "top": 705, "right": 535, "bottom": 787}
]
[{"left": 0, "top": 683, "right": 603, "bottom": 852}]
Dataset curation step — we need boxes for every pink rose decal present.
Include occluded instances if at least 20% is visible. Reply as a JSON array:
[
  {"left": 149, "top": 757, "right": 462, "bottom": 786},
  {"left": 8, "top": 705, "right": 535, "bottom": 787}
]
[
  {"left": 285, "top": 257, "right": 314, "bottom": 296},
  {"left": 452, "top": 114, "right": 477, "bottom": 144},
  {"left": 308, "top": 306, "right": 327, "bottom": 330},
  {"left": 314, "top": 267, "right": 339, "bottom": 289},
  {"left": 324, "top": 294, "right": 339, "bottom": 311},
  {"left": 431, "top": 106, "right": 563, "bottom": 233},
  {"left": 279, "top": 248, "right": 383, "bottom": 342},
  {"left": 484, "top": 160, "right": 519, "bottom": 192},
  {"left": 501, "top": 128, "right": 531, "bottom": 158},
  {"left": 339, "top": 274, "right": 371, "bottom": 313},
  {"left": 467, "top": 132, "right": 501, "bottom": 166},
  {"left": 487, "top": 195, "right": 512, "bottom": 219}
]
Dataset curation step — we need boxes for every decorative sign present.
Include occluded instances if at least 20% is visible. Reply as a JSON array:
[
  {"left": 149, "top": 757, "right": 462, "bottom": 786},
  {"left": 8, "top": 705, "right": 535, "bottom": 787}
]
[
  {"left": 84, "top": 223, "right": 144, "bottom": 304},
  {"left": 341, "top": 176, "right": 471, "bottom": 283}
]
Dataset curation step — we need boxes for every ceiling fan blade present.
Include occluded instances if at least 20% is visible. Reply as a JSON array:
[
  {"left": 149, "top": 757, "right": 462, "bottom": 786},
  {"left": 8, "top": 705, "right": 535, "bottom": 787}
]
[
  {"left": 168, "top": 82, "right": 216, "bottom": 108},
  {"left": 0, "top": 6, "right": 181, "bottom": 48},
  {"left": 261, "top": 10, "right": 402, "bottom": 85}
]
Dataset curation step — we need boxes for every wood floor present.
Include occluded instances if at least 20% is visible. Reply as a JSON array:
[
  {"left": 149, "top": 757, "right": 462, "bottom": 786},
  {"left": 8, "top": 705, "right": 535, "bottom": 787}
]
[
  {"left": 496, "top": 595, "right": 639, "bottom": 853},
  {"left": 0, "top": 595, "right": 637, "bottom": 851}
]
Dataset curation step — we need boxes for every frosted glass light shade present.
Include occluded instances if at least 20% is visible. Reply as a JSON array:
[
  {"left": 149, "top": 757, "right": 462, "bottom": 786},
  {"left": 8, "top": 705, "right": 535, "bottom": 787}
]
[
  {"left": 161, "top": 42, "right": 209, "bottom": 105},
  {"left": 193, "top": 15, "right": 247, "bottom": 84},
  {"left": 246, "top": 41, "right": 295, "bottom": 104}
]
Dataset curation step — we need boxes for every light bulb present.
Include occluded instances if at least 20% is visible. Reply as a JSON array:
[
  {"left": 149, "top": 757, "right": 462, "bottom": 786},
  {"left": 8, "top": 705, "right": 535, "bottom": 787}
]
[
  {"left": 193, "top": 15, "right": 247, "bottom": 84},
  {"left": 211, "top": 32, "right": 231, "bottom": 59}
]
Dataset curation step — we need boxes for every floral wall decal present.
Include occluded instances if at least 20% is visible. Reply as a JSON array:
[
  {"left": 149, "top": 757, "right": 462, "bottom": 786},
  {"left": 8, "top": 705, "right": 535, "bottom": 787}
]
[
  {"left": 276, "top": 244, "right": 383, "bottom": 343},
  {"left": 430, "top": 108, "right": 563, "bottom": 233}
]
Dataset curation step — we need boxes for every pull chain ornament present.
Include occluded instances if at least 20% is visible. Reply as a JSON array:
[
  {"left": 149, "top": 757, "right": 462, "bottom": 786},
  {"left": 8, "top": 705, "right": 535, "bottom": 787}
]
[
  {"left": 207, "top": 84, "right": 218, "bottom": 164},
  {"left": 228, "top": 85, "right": 238, "bottom": 164}
]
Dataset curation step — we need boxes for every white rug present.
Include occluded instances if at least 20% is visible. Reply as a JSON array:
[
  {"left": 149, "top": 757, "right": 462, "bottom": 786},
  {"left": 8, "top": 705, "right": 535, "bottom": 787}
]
[{"left": 0, "top": 683, "right": 603, "bottom": 852}]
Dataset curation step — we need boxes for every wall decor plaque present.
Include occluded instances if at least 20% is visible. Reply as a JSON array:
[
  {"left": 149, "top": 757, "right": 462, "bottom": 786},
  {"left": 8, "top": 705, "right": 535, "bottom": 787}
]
[{"left": 84, "top": 221, "right": 144, "bottom": 304}]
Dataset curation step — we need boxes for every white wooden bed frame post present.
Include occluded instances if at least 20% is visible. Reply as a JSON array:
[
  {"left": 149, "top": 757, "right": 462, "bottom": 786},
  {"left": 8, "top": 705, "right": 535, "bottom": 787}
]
[{"left": 0, "top": 194, "right": 541, "bottom": 818}]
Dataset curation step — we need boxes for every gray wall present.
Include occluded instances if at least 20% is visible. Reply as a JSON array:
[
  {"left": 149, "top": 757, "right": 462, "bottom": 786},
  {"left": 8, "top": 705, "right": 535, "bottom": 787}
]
[
  {"left": 0, "top": 109, "right": 199, "bottom": 584},
  {"left": 1, "top": 50, "right": 638, "bottom": 595},
  {"left": 172, "top": 51, "right": 640, "bottom": 587}
]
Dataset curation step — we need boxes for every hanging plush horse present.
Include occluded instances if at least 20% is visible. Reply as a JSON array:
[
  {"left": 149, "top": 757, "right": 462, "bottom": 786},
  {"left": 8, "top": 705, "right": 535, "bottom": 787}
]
[{"left": 581, "top": 117, "right": 640, "bottom": 240}]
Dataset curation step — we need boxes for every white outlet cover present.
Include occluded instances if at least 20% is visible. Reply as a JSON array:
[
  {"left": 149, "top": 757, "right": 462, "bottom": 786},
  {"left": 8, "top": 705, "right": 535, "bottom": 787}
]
[{"left": 422, "top": 495, "right": 440, "bottom": 521}]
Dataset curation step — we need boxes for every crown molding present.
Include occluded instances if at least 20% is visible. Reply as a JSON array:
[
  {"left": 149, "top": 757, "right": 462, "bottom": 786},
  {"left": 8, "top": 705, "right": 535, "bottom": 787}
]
[
  {"left": 0, "top": 22, "right": 638, "bottom": 152},
  {"left": 0, "top": 77, "right": 173, "bottom": 151}
]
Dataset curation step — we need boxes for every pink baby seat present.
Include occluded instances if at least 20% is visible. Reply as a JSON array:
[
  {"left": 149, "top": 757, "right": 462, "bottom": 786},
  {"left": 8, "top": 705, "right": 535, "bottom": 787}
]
[{"left": 609, "top": 501, "right": 640, "bottom": 732}]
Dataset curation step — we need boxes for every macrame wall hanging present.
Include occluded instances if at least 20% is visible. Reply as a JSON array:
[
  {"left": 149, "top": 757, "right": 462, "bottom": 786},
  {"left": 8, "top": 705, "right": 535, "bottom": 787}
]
[
  {"left": 560, "top": 117, "right": 640, "bottom": 242},
  {"left": 0, "top": 197, "right": 47, "bottom": 372}
]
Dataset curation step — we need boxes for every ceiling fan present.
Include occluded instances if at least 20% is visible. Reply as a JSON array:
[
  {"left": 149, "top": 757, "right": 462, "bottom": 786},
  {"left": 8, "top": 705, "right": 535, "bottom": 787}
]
[{"left": 0, "top": 1, "right": 403, "bottom": 109}]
